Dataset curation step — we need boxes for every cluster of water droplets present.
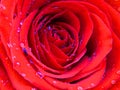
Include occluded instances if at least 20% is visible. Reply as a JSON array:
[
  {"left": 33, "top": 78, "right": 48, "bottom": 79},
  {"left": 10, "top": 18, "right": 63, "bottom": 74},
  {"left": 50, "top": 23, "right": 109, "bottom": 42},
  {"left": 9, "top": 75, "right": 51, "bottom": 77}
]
[
  {"left": 0, "top": 79, "right": 8, "bottom": 86},
  {"left": 17, "top": 20, "right": 24, "bottom": 33},
  {"left": 0, "top": 3, "right": 6, "bottom": 10}
]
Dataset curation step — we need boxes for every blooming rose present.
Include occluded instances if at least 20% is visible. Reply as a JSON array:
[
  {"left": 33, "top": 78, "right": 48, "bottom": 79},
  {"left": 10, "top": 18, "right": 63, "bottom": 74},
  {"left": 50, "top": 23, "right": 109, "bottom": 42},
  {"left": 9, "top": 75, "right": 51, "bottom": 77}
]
[{"left": 0, "top": 0, "right": 120, "bottom": 90}]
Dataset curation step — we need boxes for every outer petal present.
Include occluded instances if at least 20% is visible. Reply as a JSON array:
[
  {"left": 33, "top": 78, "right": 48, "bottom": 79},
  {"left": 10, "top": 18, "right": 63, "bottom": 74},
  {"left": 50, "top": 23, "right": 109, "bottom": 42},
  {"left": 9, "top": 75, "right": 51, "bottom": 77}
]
[{"left": 0, "top": 40, "right": 34, "bottom": 90}]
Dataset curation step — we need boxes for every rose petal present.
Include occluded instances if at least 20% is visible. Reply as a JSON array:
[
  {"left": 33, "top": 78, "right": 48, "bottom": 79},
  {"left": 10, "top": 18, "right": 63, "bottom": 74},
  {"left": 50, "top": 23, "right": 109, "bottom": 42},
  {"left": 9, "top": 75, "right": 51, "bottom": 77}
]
[{"left": 0, "top": 40, "right": 35, "bottom": 89}]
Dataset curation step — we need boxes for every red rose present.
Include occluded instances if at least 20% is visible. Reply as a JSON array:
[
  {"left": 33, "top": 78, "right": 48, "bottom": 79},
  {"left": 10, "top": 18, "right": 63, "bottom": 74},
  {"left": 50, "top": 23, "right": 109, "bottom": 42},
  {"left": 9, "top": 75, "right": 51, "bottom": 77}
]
[{"left": 0, "top": 0, "right": 120, "bottom": 90}]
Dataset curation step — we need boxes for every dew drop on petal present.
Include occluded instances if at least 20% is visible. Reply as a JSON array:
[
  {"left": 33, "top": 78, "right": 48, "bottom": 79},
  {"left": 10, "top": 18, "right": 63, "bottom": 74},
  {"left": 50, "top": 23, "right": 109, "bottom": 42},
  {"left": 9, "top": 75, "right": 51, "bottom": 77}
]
[
  {"left": 7, "top": 43, "right": 13, "bottom": 48},
  {"left": 90, "top": 83, "right": 95, "bottom": 87},
  {"left": 19, "top": 12, "right": 22, "bottom": 15},
  {"left": 16, "top": 62, "right": 20, "bottom": 66},
  {"left": 36, "top": 71, "right": 44, "bottom": 78},
  {"left": 79, "top": 40, "right": 83, "bottom": 44},
  {"left": 29, "top": 59, "right": 33, "bottom": 64},
  {"left": 0, "top": 4, "right": 6, "bottom": 10},
  {"left": 20, "top": 43, "right": 25, "bottom": 47},
  {"left": 66, "top": 59, "right": 70, "bottom": 61},
  {"left": 77, "top": 86, "right": 83, "bottom": 90},
  {"left": 9, "top": 23, "right": 12, "bottom": 26},
  {"left": 21, "top": 73, "right": 26, "bottom": 77},
  {"left": 29, "top": 48, "right": 32, "bottom": 52},
  {"left": 116, "top": 70, "right": 120, "bottom": 74},
  {"left": 48, "top": 26, "right": 51, "bottom": 30},
  {"left": 20, "top": 21, "right": 23, "bottom": 26},
  {"left": 53, "top": 81, "right": 57, "bottom": 84},
  {"left": 92, "top": 52, "right": 96, "bottom": 56},
  {"left": 3, "top": 80, "right": 8, "bottom": 86},
  {"left": 12, "top": 56, "right": 16, "bottom": 60},
  {"left": 111, "top": 80, "right": 116, "bottom": 84},
  {"left": 27, "top": 63, "right": 30, "bottom": 66},
  {"left": 31, "top": 88, "right": 37, "bottom": 90},
  {"left": 70, "top": 54, "right": 76, "bottom": 57},
  {"left": 17, "top": 27, "right": 21, "bottom": 33}
]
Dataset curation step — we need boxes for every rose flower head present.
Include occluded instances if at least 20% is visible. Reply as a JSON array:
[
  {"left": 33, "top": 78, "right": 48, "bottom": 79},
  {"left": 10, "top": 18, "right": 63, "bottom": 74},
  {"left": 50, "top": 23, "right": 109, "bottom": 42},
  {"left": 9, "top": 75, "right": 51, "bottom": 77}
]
[{"left": 0, "top": 0, "right": 120, "bottom": 90}]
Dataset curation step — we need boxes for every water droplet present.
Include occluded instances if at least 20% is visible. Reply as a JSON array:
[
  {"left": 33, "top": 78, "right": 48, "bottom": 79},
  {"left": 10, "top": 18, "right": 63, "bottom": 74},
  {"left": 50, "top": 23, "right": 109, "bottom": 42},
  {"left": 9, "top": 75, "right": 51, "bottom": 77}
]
[
  {"left": 92, "top": 52, "right": 96, "bottom": 56},
  {"left": 0, "top": 4, "right": 6, "bottom": 10},
  {"left": 20, "top": 21, "right": 23, "bottom": 26},
  {"left": 9, "top": 23, "right": 12, "bottom": 26},
  {"left": 36, "top": 71, "right": 44, "bottom": 78},
  {"left": 12, "top": 56, "right": 16, "bottom": 60},
  {"left": 29, "top": 48, "right": 31, "bottom": 52},
  {"left": 3, "top": 80, "right": 8, "bottom": 86},
  {"left": 77, "top": 86, "right": 83, "bottom": 90},
  {"left": 16, "top": 62, "right": 20, "bottom": 66},
  {"left": 7, "top": 43, "right": 13, "bottom": 48},
  {"left": 27, "top": 63, "right": 30, "bottom": 66},
  {"left": 79, "top": 40, "right": 83, "bottom": 44},
  {"left": 117, "top": 7, "right": 120, "bottom": 12},
  {"left": 29, "top": 59, "right": 33, "bottom": 64},
  {"left": 17, "top": 27, "right": 21, "bottom": 33},
  {"left": 20, "top": 43, "right": 25, "bottom": 47},
  {"left": 31, "top": 88, "right": 37, "bottom": 90},
  {"left": 66, "top": 58, "right": 70, "bottom": 61},
  {"left": 111, "top": 80, "right": 116, "bottom": 84},
  {"left": 53, "top": 81, "right": 57, "bottom": 84},
  {"left": 90, "top": 83, "right": 95, "bottom": 87},
  {"left": 116, "top": 70, "right": 120, "bottom": 74},
  {"left": 71, "top": 54, "right": 76, "bottom": 57},
  {"left": 19, "top": 12, "right": 22, "bottom": 15},
  {"left": 47, "top": 26, "right": 51, "bottom": 30},
  {"left": 21, "top": 73, "right": 26, "bottom": 77}
]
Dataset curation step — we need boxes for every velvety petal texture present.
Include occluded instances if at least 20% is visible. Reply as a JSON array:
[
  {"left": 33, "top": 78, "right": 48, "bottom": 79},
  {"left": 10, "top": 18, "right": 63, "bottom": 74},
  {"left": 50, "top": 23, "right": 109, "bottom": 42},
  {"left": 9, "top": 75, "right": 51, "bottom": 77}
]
[{"left": 0, "top": 0, "right": 120, "bottom": 90}]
